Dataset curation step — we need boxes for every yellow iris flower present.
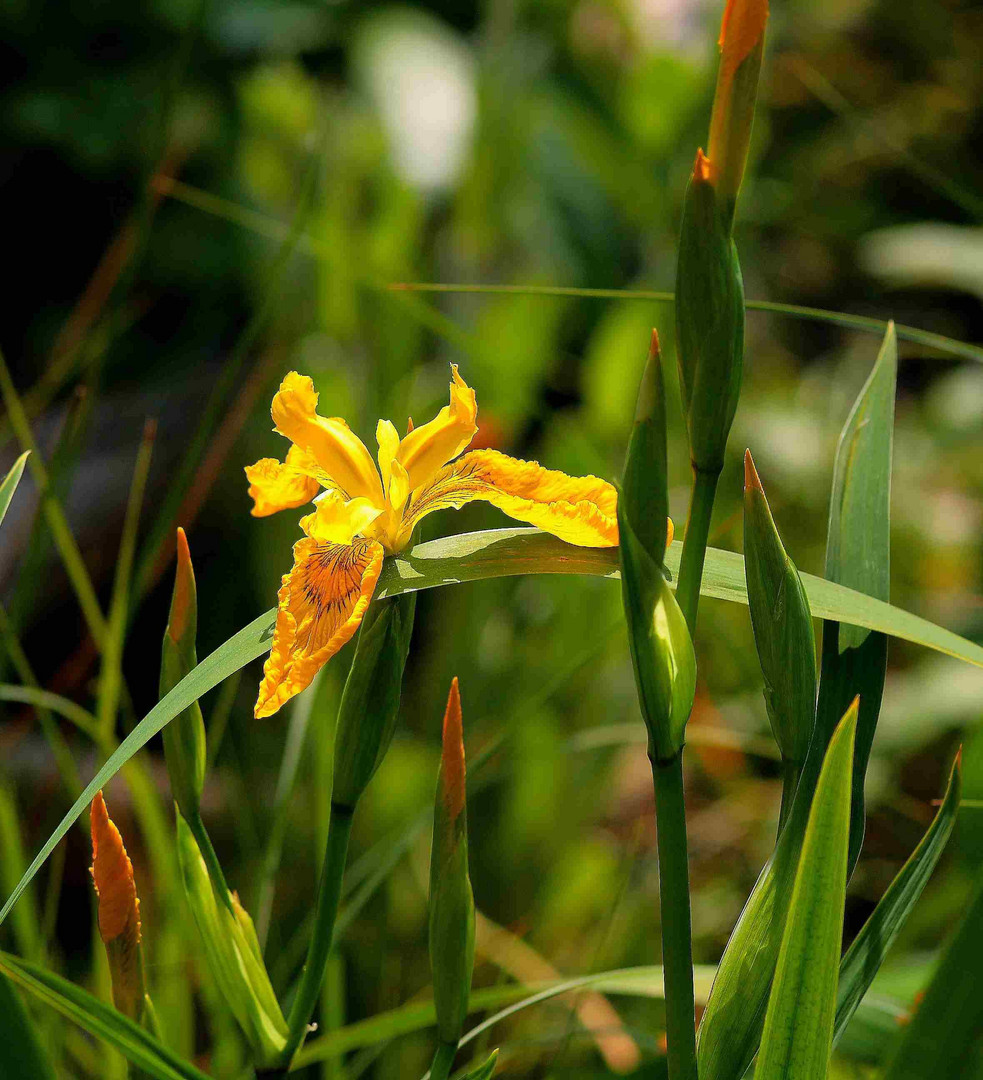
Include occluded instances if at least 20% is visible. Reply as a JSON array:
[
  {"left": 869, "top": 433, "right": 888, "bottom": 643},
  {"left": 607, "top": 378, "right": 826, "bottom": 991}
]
[{"left": 247, "top": 366, "right": 668, "bottom": 718}]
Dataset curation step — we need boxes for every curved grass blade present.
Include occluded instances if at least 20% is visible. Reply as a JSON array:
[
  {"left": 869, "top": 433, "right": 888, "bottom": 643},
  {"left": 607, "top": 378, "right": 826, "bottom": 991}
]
[
  {"left": 754, "top": 702, "right": 857, "bottom": 1080},
  {"left": 0, "top": 450, "right": 29, "bottom": 529},
  {"left": 296, "top": 966, "right": 719, "bottom": 1066},
  {"left": 883, "top": 861, "right": 983, "bottom": 1080},
  {"left": 155, "top": 178, "right": 983, "bottom": 366},
  {"left": 0, "top": 951, "right": 212, "bottom": 1080},
  {"left": 0, "top": 969, "right": 57, "bottom": 1080},
  {"left": 834, "top": 751, "right": 961, "bottom": 1044},
  {"left": 4, "top": 529, "right": 983, "bottom": 930}
]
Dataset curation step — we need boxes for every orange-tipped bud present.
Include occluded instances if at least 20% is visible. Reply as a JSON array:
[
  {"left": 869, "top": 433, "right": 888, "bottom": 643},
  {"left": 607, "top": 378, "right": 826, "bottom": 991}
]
[
  {"left": 161, "top": 528, "right": 207, "bottom": 821},
  {"left": 90, "top": 792, "right": 145, "bottom": 1020},
  {"left": 441, "top": 678, "right": 466, "bottom": 820},
  {"left": 743, "top": 447, "right": 762, "bottom": 493},
  {"left": 429, "top": 679, "right": 475, "bottom": 1046},
  {"left": 168, "top": 527, "right": 196, "bottom": 646},
  {"left": 693, "top": 148, "right": 712, "bottom": 185},
  {"left": 707, "top": 0, "right": 769, "bottom": 220}
]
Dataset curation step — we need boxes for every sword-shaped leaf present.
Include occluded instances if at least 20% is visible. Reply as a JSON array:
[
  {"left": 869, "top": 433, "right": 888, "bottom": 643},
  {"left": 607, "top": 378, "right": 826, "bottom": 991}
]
[{"left": 754, "top": 701, "right": 857, "bottom": 1080}]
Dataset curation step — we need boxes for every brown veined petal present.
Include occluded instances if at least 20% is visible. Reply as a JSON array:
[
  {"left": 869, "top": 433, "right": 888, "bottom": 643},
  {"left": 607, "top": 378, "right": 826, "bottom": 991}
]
[
  {"left": 394, "top": 365, "right": 477, "bottom": 493},
  {"left": 398, "top": 449, "right": 626, "bottom": 549},
  {"left": 90, "top": 791, "right": 145, "bottom": 1020},
  {"left": 254, "top": 535, "right": 385, "bottom": 718},
  {"left": 270, "top": 372, "right": 384, "bottom": 503},
  {"left": 245, "top": 444, "right": 327, "bottom": 517}
]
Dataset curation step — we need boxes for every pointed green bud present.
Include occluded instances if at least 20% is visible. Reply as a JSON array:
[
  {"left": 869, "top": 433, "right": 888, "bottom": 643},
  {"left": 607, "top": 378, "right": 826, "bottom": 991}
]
[
  {"left": 463, "top": 1049, "right": 500, "bottom": 1079},
  {"left": 707, "top": 0, "right": 769, "bottom": 227},
  {"left": 618, "top": 502, "right": 696, "bottom": 764},
  {"left": 675, "top": 152, "right": 745, "bottom": 474},
  {"left": 332, "top": 591, "right": 416, "bottom": 811},
  {"left": 175, "top": 812, "right": 288, "bottom": 1067},
  {"left": 621, "top": 330, "right": 672, "bottom": 561},
  {"left": 160, "top": 528, "right": 207, "bottom": 821},
  {"left": 744, "top": 452, "right": 817, "bottom": 824},
  {"left": 429, "top": 679, "right": 476, "bottom": 1047}
]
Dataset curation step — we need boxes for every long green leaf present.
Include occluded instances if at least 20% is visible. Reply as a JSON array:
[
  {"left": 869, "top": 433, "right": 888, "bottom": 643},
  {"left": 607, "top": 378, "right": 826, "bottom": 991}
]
[
  {"left": 296, "top": 966, "right": 720, "bottom": 1066},
  {"left": 0, "top": 952, "right": 212, "bottom": 1080},
  {"left": 883, "top": 863, "right": 983, "bottom": 1079},
  {"left": 818, "top": 323, "right": 895, "bottom": 870},
  {"left": 754, "top": 702, "right": 857, "bottom": 1080},
  {"left": 0, "top": 451, "right": 29, "bottom": 530},
  {"left": 834, "top": 751, "right": 961, "bottom": 1043},
  {"left": 3, "top": 528, "right": 983, "bottom": 930},
  {"left": 0, "top": 969, "right": 57, "bottom": 1080}
]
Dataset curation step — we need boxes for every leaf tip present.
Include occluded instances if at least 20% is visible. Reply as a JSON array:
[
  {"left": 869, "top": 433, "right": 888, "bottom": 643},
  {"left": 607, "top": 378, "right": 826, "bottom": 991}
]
[{"left": 744, "top": 448, "right": 762, "bottom": 493}]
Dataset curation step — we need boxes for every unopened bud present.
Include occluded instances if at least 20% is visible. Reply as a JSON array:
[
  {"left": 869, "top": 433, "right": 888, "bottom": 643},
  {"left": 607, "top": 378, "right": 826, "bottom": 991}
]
[
  {"left": 160, "top": 528, "right": 207, "bottom": 821},
  {"left": 707, "top": 0, "right": 769, "bottom": 224},
  {"left": 90, "top": 792, "right": 146, "bottom": 1022},
  {"left": 332, "top": 592, "right": 416, "bottom": 810},
  {"left": 675, "top": 153, "right": 745, "bottom": 473},
  {"left": 618, "top": 502, "right": 696, "bottom": 764},
  {"left": 429, "top": 679, "right": 476, "bottom": 1046}
]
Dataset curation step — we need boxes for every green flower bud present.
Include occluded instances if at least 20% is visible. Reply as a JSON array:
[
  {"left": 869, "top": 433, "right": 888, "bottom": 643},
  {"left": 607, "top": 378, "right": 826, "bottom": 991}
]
[
  {"left": 160, "top": 528, "right": 207, "bottom": 821},
  {"left": 618, "top": 502, "right": 696, "bottom": 765},
  {"left": 429, "top": 679, "right": 475, "bottom": 1047},
  {"left": 621, "top": 330, "right": 671, "bottom": 562},
  {"left": 175, "top": 812, "right": 288, "bottom": 1067},
  {"left": 675, "top": 154, "right": 745, "bottom": 475},
  {"left": 743, "top": 451, "right": 817, "bottom": 824},
  {"left": 332, "top": 591, "right": 416, "bottom": 811}
]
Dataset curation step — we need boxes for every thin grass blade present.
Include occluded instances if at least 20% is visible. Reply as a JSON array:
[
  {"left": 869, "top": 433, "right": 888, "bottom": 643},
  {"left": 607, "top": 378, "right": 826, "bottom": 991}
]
[
  {"left": 883, "top": 862, "right": 983, "bottom": 1079},
  {"left": 0, "top": 969, "right": 58, "bottom": 1079},
  {"left": 0, "top": 951, "right": 212, "bottom": 1080},
  {"left": 834, "top": 751, "right": 961, "bottom": 1043},
  {"left": 0, "top": 450, "right": 29, "bottom": 528}
]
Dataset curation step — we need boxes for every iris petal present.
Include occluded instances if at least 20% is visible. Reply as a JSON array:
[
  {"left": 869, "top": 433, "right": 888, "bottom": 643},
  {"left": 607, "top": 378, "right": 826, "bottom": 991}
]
[
  {"left": 254, "top": 535, "right": 384, "bottom": 718},
  {"left": 397, "top": 449, "right": 636, "bottom": 549},
  {"left": 270, "top": 372, "right": 384, "bottom": 503}
]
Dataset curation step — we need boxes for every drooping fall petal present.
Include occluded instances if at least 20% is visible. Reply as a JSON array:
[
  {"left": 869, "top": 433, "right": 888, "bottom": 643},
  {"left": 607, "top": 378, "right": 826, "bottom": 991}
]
[
  {"left": 395, "top": 365, "right": 477, "bottom": 493},
  {"left": 90, "top": 792, "right": 145, "bottom": 1020},
  {"left": 270, "top": 372, "right": 384, "bottom": 503},
  {"left": 254, "top": 536, "right": 385, "bottom": 717},
  {"left": 245, "top": 445, "right": 327, "bottom": 517},
  {"left": 399, "top": 449, "right": 626, "bottom": 549}
]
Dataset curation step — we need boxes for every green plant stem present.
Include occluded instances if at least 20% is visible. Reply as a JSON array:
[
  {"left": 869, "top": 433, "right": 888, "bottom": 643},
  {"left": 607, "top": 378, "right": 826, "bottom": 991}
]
[
  {"left": 676, "top": 468, "right": 719, "bottom": 637},
  {"left": 428, "top": 1040, "right": 457, "bottom": 1080},
  {"left": 651, "top": 753, "right": 698, "bottom": 1080},
  {"left": 276, "top": 803, "right": 355, "bottom": 1071}
]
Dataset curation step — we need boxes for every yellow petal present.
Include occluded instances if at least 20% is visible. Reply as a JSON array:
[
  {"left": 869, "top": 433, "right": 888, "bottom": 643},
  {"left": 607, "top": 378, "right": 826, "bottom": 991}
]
[
  {"left": 254, "top": 536, "right": 385, "bottom": 717},
  {"left": 245, "top": 444, "right": 325, "bottom": 517},
  {"left": 90, "top": 791, "right": 145, "bottom": 1020},
  {"left": 394, "top": 365, "right": 477, "bottom": 492},
  {"left": 376, "top": 419, "right": 401, "bottom": 498},
  {"left": 270, "top": 372, "right": 383, "bottom": 503},
  {"left": 399, "top": 449, "right": 627, "bottom": 549},
  {"left": 299, "top": 492, "right": 383, "bottom": 545}
]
